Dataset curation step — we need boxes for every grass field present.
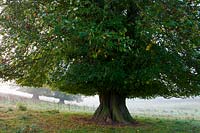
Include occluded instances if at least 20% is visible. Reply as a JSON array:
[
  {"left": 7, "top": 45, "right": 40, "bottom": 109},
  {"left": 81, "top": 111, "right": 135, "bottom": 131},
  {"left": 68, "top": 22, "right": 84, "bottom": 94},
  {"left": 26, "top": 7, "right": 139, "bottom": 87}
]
[
  {"left": 0, "top": 105, "right": 200, "bottom": 133},
  {"left": 0, "top": 93, "right": 200, "bottom": 132},
  {"left": 0, "top": 103, "right": 200, "bottom": 132}
]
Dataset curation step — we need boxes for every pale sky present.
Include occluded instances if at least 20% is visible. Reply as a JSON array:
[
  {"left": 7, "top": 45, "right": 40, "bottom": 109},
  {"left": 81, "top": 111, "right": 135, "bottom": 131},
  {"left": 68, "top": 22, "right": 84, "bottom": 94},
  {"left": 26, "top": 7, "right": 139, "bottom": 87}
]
[{"left": 0, "top": 82, "right": 32, "bottom": 98}]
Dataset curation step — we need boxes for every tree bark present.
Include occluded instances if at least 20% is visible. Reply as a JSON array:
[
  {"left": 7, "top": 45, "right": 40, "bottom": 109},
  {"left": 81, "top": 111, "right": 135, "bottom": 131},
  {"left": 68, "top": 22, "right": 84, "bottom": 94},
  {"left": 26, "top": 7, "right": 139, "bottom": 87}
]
[
  {"left": 58, "top": 98, "right": 65, "bottom": 104},
  {"left": 92, "top": 91, "right": 133, "bottom": 124},
  {"left": 32, "top": 94, "right": 39, "bottom": 100}
]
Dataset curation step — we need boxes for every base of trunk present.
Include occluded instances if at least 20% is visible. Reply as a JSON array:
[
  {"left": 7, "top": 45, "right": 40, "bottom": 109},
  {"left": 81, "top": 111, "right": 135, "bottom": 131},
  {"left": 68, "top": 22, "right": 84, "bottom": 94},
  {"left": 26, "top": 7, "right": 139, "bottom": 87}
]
[
  {"left": 58, "top": 99, "right": 65, "bottom": 104},
  {"left": 92, "top": 92, "right": 133, "bottom": 124},
  {"left": 32, "top": 94, "right": 39, "bottom": 100}
]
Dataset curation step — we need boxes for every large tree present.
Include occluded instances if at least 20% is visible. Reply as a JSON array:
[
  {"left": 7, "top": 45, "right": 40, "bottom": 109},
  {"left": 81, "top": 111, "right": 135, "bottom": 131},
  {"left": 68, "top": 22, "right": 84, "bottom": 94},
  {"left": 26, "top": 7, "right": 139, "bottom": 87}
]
[{"left": 0, "top": 0, "right": 199, "bottom": 124}]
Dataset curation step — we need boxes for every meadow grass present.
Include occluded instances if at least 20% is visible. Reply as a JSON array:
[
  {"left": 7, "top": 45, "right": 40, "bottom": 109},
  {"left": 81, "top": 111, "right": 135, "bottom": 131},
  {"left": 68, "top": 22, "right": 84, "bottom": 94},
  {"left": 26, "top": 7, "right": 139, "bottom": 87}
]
[
  {"left": 0, "top": 105, "right": 199, "bottom": 133},
  {"left": 0, "top": 95, "right": 199, "bottom": 132}
]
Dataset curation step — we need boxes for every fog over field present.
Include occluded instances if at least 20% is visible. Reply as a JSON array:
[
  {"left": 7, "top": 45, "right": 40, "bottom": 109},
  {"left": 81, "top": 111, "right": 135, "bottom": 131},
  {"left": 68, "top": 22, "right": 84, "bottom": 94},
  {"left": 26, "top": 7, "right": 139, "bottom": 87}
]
[
  {"left": 0, "top": 82, "right": 200, "bottom": 120},
  {"left": 0, "top": 82, "right": 199, "bottom": 109}
]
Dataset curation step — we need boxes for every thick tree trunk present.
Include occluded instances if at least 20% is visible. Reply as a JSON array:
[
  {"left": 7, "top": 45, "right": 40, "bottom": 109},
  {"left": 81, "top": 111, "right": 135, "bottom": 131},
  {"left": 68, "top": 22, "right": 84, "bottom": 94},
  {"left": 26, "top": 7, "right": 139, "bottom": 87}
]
[
  {"left": 92, "top": 91, "right": 133, "bottom": 124},
  {"left": 32, "top": 94, "right": 39, "bottom": 100},
  {"left": 58, "top": 98, "right": 65, "bottom": 104}
]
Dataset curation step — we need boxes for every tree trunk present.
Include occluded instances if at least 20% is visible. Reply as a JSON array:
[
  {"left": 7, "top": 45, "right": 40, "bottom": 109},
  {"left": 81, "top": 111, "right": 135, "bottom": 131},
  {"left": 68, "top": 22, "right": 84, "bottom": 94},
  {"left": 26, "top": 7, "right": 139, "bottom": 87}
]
[
  {"left": 92, "top": 91, "right": 133, "bottom": 124},
  {"left": 32, "top": 94, "right": 39, "bottom": 100},
  {"left": 58, "top": 98, "right": 65, "bottom": 104}
]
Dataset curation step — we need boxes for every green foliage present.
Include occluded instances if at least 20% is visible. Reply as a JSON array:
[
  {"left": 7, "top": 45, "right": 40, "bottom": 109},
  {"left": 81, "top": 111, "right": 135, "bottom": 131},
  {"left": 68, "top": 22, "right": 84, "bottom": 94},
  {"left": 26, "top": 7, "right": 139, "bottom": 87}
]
[
  {"left": 0, "top": 0, "right": 199, "bottom": 98},
  {"left": 46, "top": 109, "right": 60, "bottom": 114},
  {"left": 17, "top": 103, "right": 27, "bottom": 111},
  {"left": 16, "top": 124, "right": 42, "bottom": 133},
  {"left": 7, "top": 107, "right": 13, "bottom": 112},
  {"left": 18, "top": 114, "right": 30, "bottom": 121}
]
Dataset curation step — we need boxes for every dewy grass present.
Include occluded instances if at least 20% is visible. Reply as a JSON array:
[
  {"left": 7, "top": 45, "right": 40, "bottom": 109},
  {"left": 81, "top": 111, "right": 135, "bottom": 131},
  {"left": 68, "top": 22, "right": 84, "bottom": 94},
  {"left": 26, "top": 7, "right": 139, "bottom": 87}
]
[
  {"left": 0, "top": 105, "right": 199, "bottom": 133},
  {"left": 17, "top": 103, "right": 27, "bottom": 111},
  {"left": 0, "top": 96, "right": 199, "bottom": 132}
]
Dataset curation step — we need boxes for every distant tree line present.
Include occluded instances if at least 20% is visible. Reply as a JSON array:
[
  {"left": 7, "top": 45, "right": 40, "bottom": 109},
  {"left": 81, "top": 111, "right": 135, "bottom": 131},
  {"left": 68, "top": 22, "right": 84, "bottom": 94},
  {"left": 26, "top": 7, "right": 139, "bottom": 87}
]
[{"left": 18, "top": 87, "right": 82, "bottom": 104}]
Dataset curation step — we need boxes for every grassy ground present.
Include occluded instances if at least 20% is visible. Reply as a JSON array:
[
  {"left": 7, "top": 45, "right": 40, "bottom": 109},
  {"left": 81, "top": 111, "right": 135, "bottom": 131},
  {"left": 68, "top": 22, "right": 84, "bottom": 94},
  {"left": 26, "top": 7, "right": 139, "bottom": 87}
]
[
  {"left": 0, "top": 94, "right": 200, "bottom": 132},
  {"left": 0, "top": 105, "right": 200, "bottom": 133}
]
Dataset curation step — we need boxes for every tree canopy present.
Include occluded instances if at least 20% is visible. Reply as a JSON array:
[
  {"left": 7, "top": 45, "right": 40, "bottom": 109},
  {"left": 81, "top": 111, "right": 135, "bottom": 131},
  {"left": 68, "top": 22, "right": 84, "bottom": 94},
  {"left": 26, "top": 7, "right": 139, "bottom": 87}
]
[{"left": 0, "top": 0, "right": 200, "bottom": 123}]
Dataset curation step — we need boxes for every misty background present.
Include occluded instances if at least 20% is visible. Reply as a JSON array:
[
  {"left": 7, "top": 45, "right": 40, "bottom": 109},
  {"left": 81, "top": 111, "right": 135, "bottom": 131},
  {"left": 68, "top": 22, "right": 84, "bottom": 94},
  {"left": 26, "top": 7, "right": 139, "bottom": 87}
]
[{"left": 0, "top": 81, "right": 199, "bottom": 112}]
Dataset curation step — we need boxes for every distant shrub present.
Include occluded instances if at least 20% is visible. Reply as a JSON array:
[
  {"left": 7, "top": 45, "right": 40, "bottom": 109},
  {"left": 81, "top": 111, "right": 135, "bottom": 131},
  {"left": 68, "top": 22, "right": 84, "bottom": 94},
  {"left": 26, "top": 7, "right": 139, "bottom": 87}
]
[
  {"left": 7, "top": 107, "right": 13, "bottom": 112},
  {"left": 18, "top": 115, "right": 30, "bottom": 120},
  {"left": 46, "top": 109, "right": 59, "bottom": 114},
  {"left": 17, "top": 103, "right": 27, "bottom": 111},
  {"left": 16, "top": 124, "right": 42, "bottom": 133}
]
